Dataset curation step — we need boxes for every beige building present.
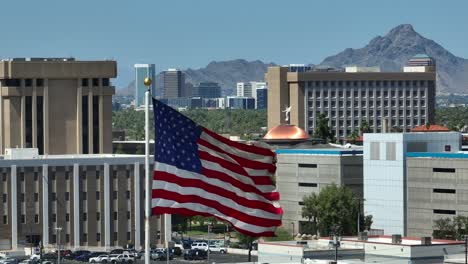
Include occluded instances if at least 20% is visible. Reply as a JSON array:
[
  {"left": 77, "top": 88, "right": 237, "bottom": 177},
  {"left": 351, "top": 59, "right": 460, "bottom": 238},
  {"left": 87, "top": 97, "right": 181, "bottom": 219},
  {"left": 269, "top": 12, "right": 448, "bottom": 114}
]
[
  {"left": 266, "top": 64, "right": 436, "bottom": 140},
  {"left": 0, "top": 58, "right": 116, "bottom": 155},
  {"left": 0, "top": 148, "right": 168, "bottom": 250}
]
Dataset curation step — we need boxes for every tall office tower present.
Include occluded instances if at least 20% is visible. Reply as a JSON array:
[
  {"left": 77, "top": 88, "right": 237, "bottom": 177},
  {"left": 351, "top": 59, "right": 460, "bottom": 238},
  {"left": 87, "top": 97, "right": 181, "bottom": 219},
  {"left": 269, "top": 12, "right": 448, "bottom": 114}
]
[
  {"left": 162, "top": 69, "right": 185, "bottom": 98},
  {"left": 236, "top": 82, "right": 252, "bottom": 97},
  {"left": 192, "top": 82, "right": 221, "bottom": 98},
  {"left": 134, "top": 64, "right": 156, "bottom": 106},
  {"left": 251, "top": 82, "right": 267, "bottom": 108},
  {"left": 0, "top": 58, "right": 117, "bottom": 155},
  {"left": 266, "top": 56, "right": 436, "bottom": 140},
  {"left": 256, "top": 87, "right": 268, "bottom": 109}
]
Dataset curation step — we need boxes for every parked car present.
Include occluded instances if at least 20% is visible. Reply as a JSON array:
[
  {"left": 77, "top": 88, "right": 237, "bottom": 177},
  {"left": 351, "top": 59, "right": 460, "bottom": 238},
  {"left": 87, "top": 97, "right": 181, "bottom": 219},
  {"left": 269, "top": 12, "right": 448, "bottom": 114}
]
[
  {"left": 183, "top": 249, "right": 207, "bottom": 260},
  {"left": 72, "top": 250, "right": 91, "bottom": 261},
  {"left": 58, "top": 250, "right": 72, "bottom": 259},
  {"left": 170, "top": 247, "right": 182, "bottom": 256},
  {"left": 191, "top": 242, "right": 208, "bottom": 251},
  {"left": 89, "top": 255, "right": 110, "bottom": 263},
  {"left": 149, "top": 250, "right": 163, "bottom": 261},
  {"left": 0, "top": 258, "right": 18, "bottom": 264},
  {"left": 208, "top": 245, "right": 227, "bottom": 254},
  {"left": 109, "top": 254, "right": 133, "bottom": 264},
  {"left": 109, "top": 249, "right": 124, "bottom": 255}
]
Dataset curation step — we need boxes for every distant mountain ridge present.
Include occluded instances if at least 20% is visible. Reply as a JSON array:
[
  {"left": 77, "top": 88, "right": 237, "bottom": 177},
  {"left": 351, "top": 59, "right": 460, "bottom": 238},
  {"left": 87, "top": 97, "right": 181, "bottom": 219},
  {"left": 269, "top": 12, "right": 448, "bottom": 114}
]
[
  {"left": 319, "top": 24, "right": 468, "bottom": 93},
  {"left": 117, "top": 24, "right": 468, "bottom": 96}
]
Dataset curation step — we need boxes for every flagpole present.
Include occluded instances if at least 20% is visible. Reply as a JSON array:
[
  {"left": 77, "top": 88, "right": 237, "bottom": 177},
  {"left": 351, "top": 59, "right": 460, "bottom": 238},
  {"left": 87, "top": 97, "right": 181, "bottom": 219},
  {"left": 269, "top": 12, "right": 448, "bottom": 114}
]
[{"left": 144, "top": 77, "right": 152, "bottom": 264}]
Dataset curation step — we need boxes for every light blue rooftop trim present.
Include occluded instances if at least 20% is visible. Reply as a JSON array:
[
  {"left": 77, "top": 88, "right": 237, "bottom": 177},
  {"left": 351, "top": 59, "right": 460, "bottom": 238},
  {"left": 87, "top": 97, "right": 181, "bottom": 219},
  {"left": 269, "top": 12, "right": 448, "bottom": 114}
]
[
  {"left": 407, "top": 152, "right": 468, "bottom": 159},
  {"left": 276, "top": 149, "right": 363, "bottom": 155},
  {"left": 413, "top": 54, "right": 430, "bottom": 58}
]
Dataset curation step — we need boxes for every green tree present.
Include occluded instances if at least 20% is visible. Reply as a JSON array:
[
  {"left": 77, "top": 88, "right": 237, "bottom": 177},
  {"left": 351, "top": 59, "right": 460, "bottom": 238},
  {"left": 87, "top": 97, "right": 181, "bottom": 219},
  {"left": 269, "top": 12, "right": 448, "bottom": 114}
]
[
  {"left": 264, "top": 228, "right": 292, "bottom": 242},
  {"left": 301, "top": 184, "right": 359, "bottom": 236},
  {"left": 236, "top": 232, "right": 258, "bottom": 262},
  {"left": 349, "top": 130, "right": 359, "bottom": 144},
  {"left": 433, "top": 217, "right": 456, "bottom": 239},
  {"left": 359, "top": 120, "right": 371, "bottom": 134},
  {"left": 301, "top": 193, "right": 319, "bottom": 234},
  {"left": 115, "top": 143, "right": 125, "bottom": 154},
  {"left": 363, "top": 215, "right": 373, "bottom": 231},
  {"left": 314, "top": 113, "right": 333, "bottom": 142}
]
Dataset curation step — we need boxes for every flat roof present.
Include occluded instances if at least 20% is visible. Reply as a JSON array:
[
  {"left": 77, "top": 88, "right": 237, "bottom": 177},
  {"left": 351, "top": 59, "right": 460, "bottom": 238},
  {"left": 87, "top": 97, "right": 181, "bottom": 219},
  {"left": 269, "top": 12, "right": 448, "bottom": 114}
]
[
  {"left": 407, "top": 152, "right": 468, "bottom": 159},
  {"left": 276, "top": 149, "right": 363, "bottom": 156}
]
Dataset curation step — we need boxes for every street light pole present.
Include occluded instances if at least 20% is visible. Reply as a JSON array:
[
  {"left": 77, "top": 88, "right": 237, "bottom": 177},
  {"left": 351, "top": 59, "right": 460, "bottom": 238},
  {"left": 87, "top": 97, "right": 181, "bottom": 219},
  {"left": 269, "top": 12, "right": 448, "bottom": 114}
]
[{"left": 55, "top": 227, "right": 62, "bottom": 264}]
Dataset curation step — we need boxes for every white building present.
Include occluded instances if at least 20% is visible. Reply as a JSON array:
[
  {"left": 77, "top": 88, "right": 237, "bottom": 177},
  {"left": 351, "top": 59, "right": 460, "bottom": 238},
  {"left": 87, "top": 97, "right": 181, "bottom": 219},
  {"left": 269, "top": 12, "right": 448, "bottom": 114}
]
[{"left": 363, "top": 132, "right": 461, "bottom": 236}]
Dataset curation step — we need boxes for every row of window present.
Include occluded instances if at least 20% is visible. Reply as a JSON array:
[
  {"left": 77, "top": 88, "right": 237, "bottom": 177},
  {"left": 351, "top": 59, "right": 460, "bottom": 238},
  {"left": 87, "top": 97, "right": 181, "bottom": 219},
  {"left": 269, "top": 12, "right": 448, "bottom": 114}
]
[
  {"left": 305, "top": 80, "right": 434, "bottom": 88},
  {"left": 50, "top": 190, "right": 132, "bottom": 201},
  {"left": 51, "top": 232, "right": 131, "bottom": 244},
  {"left": 309, "top": 110, "right": 426, "bottom": 119},
  {"left": 5, "top": 169, "right": 133, "bottom": 182},
  {"left": 310, "top": 118, "right": 425, "bottom": 129},
  {"left": 308, "top": 88, "right": 427, "bottom": 98},
  {"left": 0, "top": 78, "right": 44, "bottom": 87},
  {"left": 308, "top": 99, "right": 426, "bottom": 108},
  {"left": 2, "top": 211, "right": 133, "bottom": 225}
]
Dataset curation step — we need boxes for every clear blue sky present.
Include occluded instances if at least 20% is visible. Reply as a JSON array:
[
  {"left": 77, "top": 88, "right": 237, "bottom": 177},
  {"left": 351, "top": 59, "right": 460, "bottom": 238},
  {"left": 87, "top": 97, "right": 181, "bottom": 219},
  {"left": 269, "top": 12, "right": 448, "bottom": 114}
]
[{"left": 1, "top": 0, "right": 467, "bottom": 87}]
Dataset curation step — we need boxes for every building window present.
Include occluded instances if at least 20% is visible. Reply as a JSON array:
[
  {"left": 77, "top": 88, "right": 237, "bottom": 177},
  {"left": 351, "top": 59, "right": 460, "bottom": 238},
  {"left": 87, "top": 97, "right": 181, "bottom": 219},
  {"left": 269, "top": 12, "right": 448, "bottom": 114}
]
[
  {"left": 92, "top": 78, "right": 99, "bottom": 86},
  {"left": 20, "top": 173, "right": 24, "bottom": 182},
  {"left": 26, "top": 96, "right": 33, "bottom": 147},
  {"left": 126, "top": 191, "right": 130, "bottom": 200},
  {"left": 81, "top": 79, "right": 89, "bottom": 87},
  {"left": 370, "top": 142, "right": 380, "bottom": 160},
  {"left": 65, "top": 192, "right": 70, "bottom": 201},
  {"left": 21, "top": 215, "right": 25, "bottom": 223},
  {"left": 113, "top": 191, "right": 117, "bottom": 200},
  {"left": 83, "top": 192, "right": 87, "bottom": 200},
  {"left": 298, "top": 164, "right": 317, "bottom": 168},
  {"left": 92, "top": 96, "right": 100, "bottom": 153},
  {"left": 102, "top": 78, "right": 110, "bottom": 86},
  {"left": 96, "top": 233, "right": 101, "bottom": 242},
  {"left": 36, "top": 79, "right": 44, "bottom": 87},
  {"left": 96, "top": 212, "right": 100, "bottom": 221},
  {"left": 83, "top": 233, "right": 87, "bottom": 243},
  {"left": 114, "top": 212, "right": 118, "bottom": 220},
  {"left": 434, "top": 209, "right": 456, "bottom": 215},
  {"left": 114, "top": 232, "right": 118, "bottom": 241},
  {"left": 298, "top": 183, "right": 318, "bottom": 187},
  {"left": 50, "top": 172, "right": 56, "bottom": 181},
  {"left": 433, "top": 168, "right": 456, "bottom": 173},
  {"left": 127, "top": 232, "right": 131, "bottom": 241},
  {"left": 37, "top": 96, "right": 44, "bottom": 154},
  {"left": 25, "top": 79, "right": 33, "bottom": 87},
  {"left": 298, "top": 202, "right": 305, "bottom": 206},
  {"left": 386, "top": 142, "right": 396, "bottom": 161},
  {"left": 65, "top": 234, "right": 70, "bottom": 243},
  {"left": 96, "top": 191, "right": 100, "bottom": 200},
  {"left": 82, "top": 95, "right": 89, "bottom": 154},
  {"left": 83, "top": 213, "right": 87, "bottom": 221},
  {"left": 65, "top": 172, "right": 69, "bottom": 181},
  {"left": 2, "top": 174, "right": 6, "bottom": 182},
  {"left": 66, "top": 214, "right": 70, "bottom": 222},
  {"left": 433, "top": 189, "right": 456, "bottom": 194},
  {"left": 3, "top": 215, "right": 7, "bottom": 224},
  {"left": 34, "top": 214, "right": 39, "bottom": 223},
  {"left": 20, "top": 193, "right": 25, "bottom": 202},
  {"left": 127, "top": 211, "right": 131, "bottom": 220},
  {"left": 96, "top": 171, "right": 100, "bottom": 180},
  {"left": 52, "top": 214, "right": 56, "bottom": 222},
  {"left": 51, "top": 193, "right": 56, "bottom": 201}
]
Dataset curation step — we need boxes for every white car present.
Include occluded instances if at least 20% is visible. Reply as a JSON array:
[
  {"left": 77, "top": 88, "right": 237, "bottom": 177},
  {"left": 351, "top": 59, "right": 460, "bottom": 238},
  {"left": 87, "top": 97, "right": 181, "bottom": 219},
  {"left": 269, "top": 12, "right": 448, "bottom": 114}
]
[
  {"left": 191, "top": 242, "right": 208, "bottom": 251},
  {"left": 89, "top": 255, "right": 110, "bottom": 263},
  {"left": 109, "top": 254, "right": 133, "bottom": 264},
  {"left": 208, "top": 245, "right": 227, "bottom": 254}
]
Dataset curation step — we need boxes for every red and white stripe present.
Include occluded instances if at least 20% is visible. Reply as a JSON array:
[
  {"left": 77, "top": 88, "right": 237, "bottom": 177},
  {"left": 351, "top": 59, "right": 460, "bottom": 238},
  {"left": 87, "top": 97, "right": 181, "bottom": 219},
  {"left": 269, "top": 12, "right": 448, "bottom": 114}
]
[{"left": 152, "top": 128, "right": 282, "bottom": 237}]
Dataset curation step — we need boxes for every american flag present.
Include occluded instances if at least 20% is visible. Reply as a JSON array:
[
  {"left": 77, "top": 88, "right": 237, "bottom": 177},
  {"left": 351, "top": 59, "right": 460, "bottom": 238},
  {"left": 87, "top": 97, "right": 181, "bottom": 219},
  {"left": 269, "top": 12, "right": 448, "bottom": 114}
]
[{"left": 151, "top": 98, "right": 282, "bottom": 237}]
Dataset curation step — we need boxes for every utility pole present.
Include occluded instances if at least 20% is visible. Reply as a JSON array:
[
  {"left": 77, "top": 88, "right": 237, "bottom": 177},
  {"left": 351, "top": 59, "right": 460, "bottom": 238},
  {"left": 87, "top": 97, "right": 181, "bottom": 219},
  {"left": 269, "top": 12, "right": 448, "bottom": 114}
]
[
  {"left": 464, "top": 235, "right": 467, "bottom": 264},
  {"left": 55, "top": 227, "right": 62, "bottom": 264}
]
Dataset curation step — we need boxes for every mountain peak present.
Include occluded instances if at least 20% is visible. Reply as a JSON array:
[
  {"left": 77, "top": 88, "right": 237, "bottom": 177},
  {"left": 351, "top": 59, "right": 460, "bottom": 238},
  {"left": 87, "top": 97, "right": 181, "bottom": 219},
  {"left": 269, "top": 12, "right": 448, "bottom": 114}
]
[{"left": 389, "top": 24, "right": 416, "bottom": 35}]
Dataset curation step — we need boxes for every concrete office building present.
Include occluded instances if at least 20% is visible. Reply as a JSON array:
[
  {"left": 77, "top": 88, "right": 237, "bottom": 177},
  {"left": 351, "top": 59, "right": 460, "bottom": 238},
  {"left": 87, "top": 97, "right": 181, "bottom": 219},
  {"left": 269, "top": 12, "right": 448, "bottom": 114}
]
[
  {"left": 275, "top": 148, "right": 363, "bottom": 235},
  {"left": 161, "top": 69, "right": 186, "bottom": 98},
  {"left": 192, "top": 82, "right": 221, "bottom": 98},
  {"left": 363, "top": 132, "right": 461, "bottom": 236},
  {"left": 0, "top": 148, "right": 169, "bottom": 250},
  {"left": 236, "top": 82, "right": 252, "bottom": 97},
  {"left": 266, "top": 57, "right": 436, "bottom": 140},
  {"left": 0, "top": 58, "right": 116, "bottom": 155},
  {"left": 134, "top": 64, "right": 156, "bottom": 106},
  {"left": 264, "top": 124, "right": 363, "bottom": 235},
  {"left": 406, "top": 152, "right": 468, "bottom": 237}
]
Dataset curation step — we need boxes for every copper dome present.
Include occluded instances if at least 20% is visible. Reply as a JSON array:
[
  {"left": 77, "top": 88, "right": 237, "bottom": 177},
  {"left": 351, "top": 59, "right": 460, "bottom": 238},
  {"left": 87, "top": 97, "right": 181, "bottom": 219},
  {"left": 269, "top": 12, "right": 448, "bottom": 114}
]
[{"left": 263, "top": 124, "right": 309, "bottom": 140}]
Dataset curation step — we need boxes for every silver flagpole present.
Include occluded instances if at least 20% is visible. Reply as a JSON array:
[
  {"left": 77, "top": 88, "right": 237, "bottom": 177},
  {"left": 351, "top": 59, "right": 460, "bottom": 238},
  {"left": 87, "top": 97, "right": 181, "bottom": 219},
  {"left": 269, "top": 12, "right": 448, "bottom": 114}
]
[{"left": 144, "top": 76, "right": 152, "bottom": 264}]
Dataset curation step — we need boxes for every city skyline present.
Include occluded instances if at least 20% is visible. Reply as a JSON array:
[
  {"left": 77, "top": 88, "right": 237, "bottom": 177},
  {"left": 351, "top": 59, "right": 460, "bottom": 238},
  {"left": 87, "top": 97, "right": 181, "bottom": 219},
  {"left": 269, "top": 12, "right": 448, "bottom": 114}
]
[{"left": 0, "top": 0, "right": 467, "bottom": 87}]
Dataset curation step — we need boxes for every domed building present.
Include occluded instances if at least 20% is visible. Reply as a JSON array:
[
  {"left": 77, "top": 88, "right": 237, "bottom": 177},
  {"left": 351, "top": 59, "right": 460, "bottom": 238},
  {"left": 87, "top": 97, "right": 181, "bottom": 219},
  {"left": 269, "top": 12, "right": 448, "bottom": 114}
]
[{"left": 262, "top": 124, "right": 327, "bottom": 148}]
